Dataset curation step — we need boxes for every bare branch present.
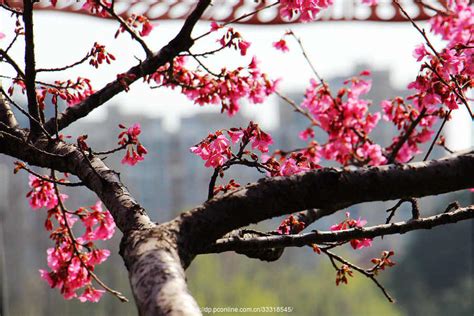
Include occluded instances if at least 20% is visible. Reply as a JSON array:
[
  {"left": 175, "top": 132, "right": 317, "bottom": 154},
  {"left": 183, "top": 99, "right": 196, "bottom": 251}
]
[
  {"left": 36, "top": 51, "right": 92, "bottom": 72},
  {"left": 22, "top": 0, "right": 43, "bottom": 136}
]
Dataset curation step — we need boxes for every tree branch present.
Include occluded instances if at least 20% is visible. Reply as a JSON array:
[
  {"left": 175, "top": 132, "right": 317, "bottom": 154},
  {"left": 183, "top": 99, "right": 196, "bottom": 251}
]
[
  {"left": 22, "top": 0, "right": 43, "bottom": 136},
  {"left": 176, "top": 151, "right": 474, "bottom": 253},
  {"left": 43, "top": 0, "right": 212, "bottom": 135},
  {"left": 202, "top": 205, "right": 474, "bottom": 254},
  {"left": 0, "top": 82, "right": 18, "bottom": 128}
]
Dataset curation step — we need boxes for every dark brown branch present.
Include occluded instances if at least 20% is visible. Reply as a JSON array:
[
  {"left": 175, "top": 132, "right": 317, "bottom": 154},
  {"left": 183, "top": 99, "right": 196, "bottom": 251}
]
[
  {"left": 43, "top": 0, "right": 212, "bottom": 135},
  {"left": 22, "top": 0, "right": 43, "bottom": 136},
  {"left": 0, "top": 2, "right": 22, "bottom": 15},
  {"left": 177, "top": 151, "right": 474, "bottom": 253},
  {"left": 202, "top": 206, "right": 474, "bottom": 254},
  {"left": 0, "top": 87, "right": 51, "bottom": 138},
  {"left": 0, "top": 49, "right": 26, "bottom": 78},
  {"left": 36, "top": 51, "right": 92, "bottom": 72}
]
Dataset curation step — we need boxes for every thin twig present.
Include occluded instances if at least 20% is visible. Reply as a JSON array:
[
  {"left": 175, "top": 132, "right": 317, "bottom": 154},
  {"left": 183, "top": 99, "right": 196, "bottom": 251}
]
[
  {"left": 18, "top": 164, "right": 84, "bottom": 187},
  {"left": 99, "top": 2, "right": 152, "bottom": 57},
  {"left": 423, "top": 110, "right": 451, "bottom": 161},
  {"left": 193, "top": 1, "right": 280, "bottom": 41},
  {"left": 37, "top": 52, "right": 92, "bottom": 72},
  {"left": 388, "top": 107, "right": 427, "bottom": 163}
]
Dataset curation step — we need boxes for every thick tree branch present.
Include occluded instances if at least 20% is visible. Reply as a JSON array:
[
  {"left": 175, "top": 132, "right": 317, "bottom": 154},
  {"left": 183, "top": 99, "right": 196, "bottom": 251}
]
[
  {"left": 202, "top": 206, "right": 474, "bottom": 253},
  {"left": 43, "top": 0, "right": 212, "bottom": 135},
  {"left": 176, "top": 151, "right": 474, "bottom": 253}
]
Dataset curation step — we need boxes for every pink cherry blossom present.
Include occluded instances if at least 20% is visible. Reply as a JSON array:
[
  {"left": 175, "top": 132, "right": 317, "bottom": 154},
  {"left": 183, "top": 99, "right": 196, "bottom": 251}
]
[
  {"left": 238, "top": 40, "right": 251, "bottom": 56},
  {"left": 413, "top": 44, "right": 429, "bottom": 62},
  {"left": 146, "top": 56, "right": 277, "bottom": 117},
  {"left": 140, "top": 21, "right": 153, "bottom": 37},
  {"left": 80, "top": 201, "right": 116, "bottom": 241},
  {"left": 78, "top": 287, "right": 105, "bottom": 303},
  {"left": 118, "top": 123, "right": 148, "bottom": 166},
  {"left": 227, "top": 129, "right": 244, "bottom": 144},
  {"left": 330, "top": 212, "right": 373, "bottom": 250},
  {"left": 273, "top": 39, "right": 289, "bottom": 52},
  {"left": 27, "top": 175, "right": 68, "bottom": 209}
]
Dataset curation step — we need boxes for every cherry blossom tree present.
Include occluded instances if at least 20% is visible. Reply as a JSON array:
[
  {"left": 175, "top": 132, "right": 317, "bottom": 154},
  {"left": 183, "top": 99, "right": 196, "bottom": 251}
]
[{"left": 0, "top": 0, "right": 473, "bottom": 314}]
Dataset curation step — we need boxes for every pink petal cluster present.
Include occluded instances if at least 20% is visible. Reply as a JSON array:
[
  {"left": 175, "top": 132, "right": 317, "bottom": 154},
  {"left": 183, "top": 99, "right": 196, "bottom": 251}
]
[
  {"left": 118, "top": 123, "right": 148, "bottom": 166},
  {"left": 38, "top": 200, "right": 115, "bottom": 302},
  {"left": 39, "top": 245, "right": 108, "bottom": 302},
  {"left": 273, "top": 39, "right": 290, "bottom": 53},
  {"left": 279, "top": 0, "right": 334, "bottom": 22},
  {"left": 263, "top": 143, "right": 321, "bottom": 177},
  {"left": 330, "top": 212, "right": 373, "bottom": 249},
  {"left": 37, "top": 77, "right": 94, "bottom": 109},
  {"left": 89, "top": 42, "right": 115, "bottom": 68},
  {"left": 277, "top": 215, "right": 305, "bottom": 235},
  {"left": 81, "top": 0, "right": 110, "bottom": 17},
  {"left": 27, "top": 175, "right": 68, "bottom": 209},
  {"left": 147, "top": 56, "right": 277, "bottom": 117},
  {"left": 191, "top": 122, "right": 273, "bottom": 169},
  {"left": 191, "top": 132, "right": 232, "bottom": 168},
  {"left": 215, "top": 26, "right": 251, "bottom": 56},
  {"left": 115, "top": 14, "right": 154, "bottom": 38},
  {"left": 78, "top": 201, "right": 116, "bottom": 242},
  {"left": 383, "top": 2, "right": 473, "bottom": 163},
  {"left": 301, "top": 71, "right": 386, "bottom": 166}
]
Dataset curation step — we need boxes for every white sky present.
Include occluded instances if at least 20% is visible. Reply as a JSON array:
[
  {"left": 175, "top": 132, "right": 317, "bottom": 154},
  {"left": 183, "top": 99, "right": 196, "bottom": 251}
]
[{"left": 0, "top": 3, "right": 472, "bottom": 149}]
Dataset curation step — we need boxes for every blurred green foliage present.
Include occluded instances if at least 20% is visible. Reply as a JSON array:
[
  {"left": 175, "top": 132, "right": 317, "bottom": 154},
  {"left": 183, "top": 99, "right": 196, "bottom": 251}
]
[{"left": 188, "top": 253, "right": 402, "bottom": 316}]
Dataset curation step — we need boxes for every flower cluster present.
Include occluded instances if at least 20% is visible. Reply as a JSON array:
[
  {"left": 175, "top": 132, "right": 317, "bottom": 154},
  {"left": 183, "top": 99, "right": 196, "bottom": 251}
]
[
  {"left": 37, "top": 77, "right": 94, "bottom": 108},
  {"left": 191, "top": 131, "right": 231, "bottom": 168},
  {"left": 212, "top": 25, "right": 251, "bottom": 56},
  {"left": 370, "top": 250, "right": 396, "bottom": 275},
  {"left": 213, "top": 179, "right": 241, "bottom": 196},
  {"left": 276, "top": 215, "right": 306, "bottom": 235},
  {"left": 26, "top": 175, "right": 68, "bottom": 210},
  {"left": 190, "top": 122, "right": 274, "bottom": 169},
  {"left": 264, "top": 147, "right": 320, "bottom": 177},
  {"left": 279, "top": 0, "right": 334, "bottom": 22},
  {"left": 330, "top": 212, "right": 372, "bottom": 250},
  {"left": 7, "top": 77, "right": 26, "bottom": 96},
  {"left": 273, "top": 30, "right": 292, "bottom": 53},
  {"left": 26, "top": 175, "right": 115, "bottom": 302},
  {"left": 40, "top": 201, "right": 115, "bottom": 302},
  {"left": 117, "top": 123, "right": 148, "bottom": 166},
  {"left": 114, "top": 14, "right": 154, "bottom": 38},
  {"left": 382, "top": 1, "right": 473, "bottom": 163},
  {"left": 335, "top": 264, "right": 353, "bottom": 286},
  {"left": 147, "top": 56, "right": 277, "bottom": 116},
  {"left": 301, "top": 71, "right": 386, "bottom": 166},
  {"left": 89, "top": 42, "right": 115, "bottom": 68},
  {"left": 81, "top": 0, "right": 110, "bottom": 18}
]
